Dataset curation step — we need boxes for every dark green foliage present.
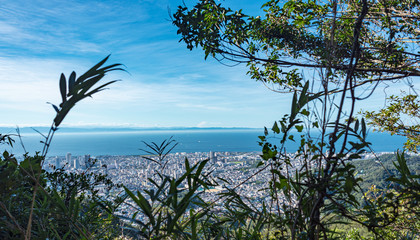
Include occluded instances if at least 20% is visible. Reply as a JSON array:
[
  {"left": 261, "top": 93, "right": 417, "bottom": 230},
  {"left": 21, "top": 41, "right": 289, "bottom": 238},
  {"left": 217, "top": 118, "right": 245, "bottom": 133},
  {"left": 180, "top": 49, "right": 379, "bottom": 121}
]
[
  {"left": 122, "top": 138, "right": 215, "bottom": 239},
  {"left": 46, "top": 160, "right": 119, "bottom": 203},
  {"left": 257, "top": 85, "right": 370, "bottom": 239},
  {"left": 45, "top": 162, "right": 123, "bottom": 239},
  {"left": 41, "top": 56, "right": 122, "bottom": 158},
  {"left": 364, "top": 94, "right": 420, "bottom": 153},
  {"left": 52, "top": 55, "right": 124, "bottom": 127},
  {"left": 354, "top": 154, "right": 420, "bottom": 193},
  {"left": 0, "top": 134, "right": 14, "bottom": 147},
  {"left": 122, "top": 165, "right": 210, "bottom": 239},
  {"left": 0, "top": 150, "right": 122, "bottom": 239},
  {"left": 139, "top": 136, "right": 179, "bottom": 170},
  {"left": 0, "top": 152, "right": 45, "bottom": 239},
  {"left": 358, "top": 152, "right": 420, "bottom": 239},
  {"left": 173, "top": 0, "right": 420, "bottom": 92}
]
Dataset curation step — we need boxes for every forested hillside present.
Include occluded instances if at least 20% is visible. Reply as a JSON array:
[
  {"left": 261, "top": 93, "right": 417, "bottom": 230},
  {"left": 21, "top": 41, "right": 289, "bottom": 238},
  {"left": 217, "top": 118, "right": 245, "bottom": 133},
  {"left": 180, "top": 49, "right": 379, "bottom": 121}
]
[{"left": 355, "top": 154, "right": 420, "bottom": 192}]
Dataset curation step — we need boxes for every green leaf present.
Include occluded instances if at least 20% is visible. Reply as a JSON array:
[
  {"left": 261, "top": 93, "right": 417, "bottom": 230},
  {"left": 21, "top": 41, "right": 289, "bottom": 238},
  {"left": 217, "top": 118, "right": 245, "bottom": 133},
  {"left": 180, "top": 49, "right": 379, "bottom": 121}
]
[
  {"left": 124, "top": 186, "right": 153, "bottom": 219},
  {"left": 59, "top": 73, "right": 67, "bottom": 105},
  {"left": 301, "top": 108, "right": 310, "bottom": 116},
  {"left": 291, "top": 91, "right": 298, "bottom": 119},
  {"left": 272, "top": 121, "right": 280, "bottom": 134},
  {"left": 76, "top": 55, "right": 110, "bottom": 84},
  {"left": 361, "top": 118, "right": 367, "bottom": 139},
  {"left": 354, "top": 119, "right": 360, "bottom": 132},
  {"left": 68, "top": 71, "right": 76, "bottom": 96},
  {"left": 85, "top": 80, "right": 119, "bottom": 97},
  {"left": 288, "top": 135, "right": 295, "bottom": 141},
  {"left": 47, "top": 102, "right": 60, "bottom": 113}
]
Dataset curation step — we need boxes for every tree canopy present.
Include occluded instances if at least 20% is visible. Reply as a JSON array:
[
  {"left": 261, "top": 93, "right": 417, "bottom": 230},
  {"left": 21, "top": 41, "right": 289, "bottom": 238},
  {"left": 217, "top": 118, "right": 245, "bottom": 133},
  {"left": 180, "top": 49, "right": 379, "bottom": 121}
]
[{"left": 173, "top": 0, "right": 420, "bottom": 92}]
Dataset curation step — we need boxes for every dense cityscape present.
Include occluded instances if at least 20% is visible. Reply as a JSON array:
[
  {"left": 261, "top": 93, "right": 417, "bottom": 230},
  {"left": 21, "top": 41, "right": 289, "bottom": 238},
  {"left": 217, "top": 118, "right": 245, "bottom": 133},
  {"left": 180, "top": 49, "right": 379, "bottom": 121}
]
[{"left": 42, "top": 150, "right": 399, "bottom": 218}]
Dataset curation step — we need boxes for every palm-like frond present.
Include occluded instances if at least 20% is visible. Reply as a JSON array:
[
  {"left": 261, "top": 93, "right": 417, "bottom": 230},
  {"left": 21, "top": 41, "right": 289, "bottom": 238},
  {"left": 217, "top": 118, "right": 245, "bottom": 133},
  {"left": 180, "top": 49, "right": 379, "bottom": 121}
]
[{"left": 50, "top": 55, "right": 124, "bottom": 127}]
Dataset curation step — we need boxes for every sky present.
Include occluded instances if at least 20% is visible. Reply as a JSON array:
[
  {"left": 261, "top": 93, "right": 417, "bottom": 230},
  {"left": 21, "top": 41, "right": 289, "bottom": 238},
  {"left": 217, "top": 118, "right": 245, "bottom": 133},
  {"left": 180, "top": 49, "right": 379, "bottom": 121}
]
[{"left": 0, "top": 0, "right": 413, "bottom": 129}]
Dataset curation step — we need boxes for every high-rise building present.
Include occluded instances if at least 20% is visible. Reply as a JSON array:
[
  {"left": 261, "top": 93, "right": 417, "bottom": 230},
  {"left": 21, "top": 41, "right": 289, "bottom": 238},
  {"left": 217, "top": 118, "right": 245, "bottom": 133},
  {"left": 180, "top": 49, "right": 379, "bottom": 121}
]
[
  {"left": 209, "top": 151, "right": 217, "bottom": 163},
  {"left": 55, "top": 157, "right": 60, "bottom": 169},
  {"left": 74, "top": 158, "right": 80, "bottom": 169},
  {"left": 66, "top": 153, "right": 72, "bottom": 165},
  {"left": 84, "top": 155, "right": 91, "bottom": 169}
]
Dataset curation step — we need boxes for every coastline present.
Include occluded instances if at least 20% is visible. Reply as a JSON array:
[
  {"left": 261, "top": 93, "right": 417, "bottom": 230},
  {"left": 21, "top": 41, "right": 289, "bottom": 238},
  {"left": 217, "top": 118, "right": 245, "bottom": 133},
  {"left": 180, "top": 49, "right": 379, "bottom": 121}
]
[{"left": 2, "top": 128, "right": 408, "bottom": 157}]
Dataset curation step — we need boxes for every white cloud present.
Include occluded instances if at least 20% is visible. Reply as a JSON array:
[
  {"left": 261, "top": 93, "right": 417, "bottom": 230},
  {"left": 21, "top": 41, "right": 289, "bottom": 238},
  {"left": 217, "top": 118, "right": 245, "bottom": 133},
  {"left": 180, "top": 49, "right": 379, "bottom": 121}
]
[
  {"left": 176, "top": 103, "right": 229, "bottom": 111},
  {"left": 196, "top": 121, "right": 208, "bottom": 128},
  {"left": 0, "top": 0, "right": 294, "bottom": 128}
]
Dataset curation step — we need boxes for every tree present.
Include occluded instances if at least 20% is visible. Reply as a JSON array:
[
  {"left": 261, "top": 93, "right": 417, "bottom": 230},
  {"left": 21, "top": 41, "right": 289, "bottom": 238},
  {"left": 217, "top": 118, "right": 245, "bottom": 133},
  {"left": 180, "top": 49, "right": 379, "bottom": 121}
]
[
  {"left": 173, "top": 0, "right": 420, "bottom": 91},
  {"left": 173, "top": 0, "right": 420, "bottom": 238},
  {"left": 364, "top": 93, "right": 420, "bottom": 153}
]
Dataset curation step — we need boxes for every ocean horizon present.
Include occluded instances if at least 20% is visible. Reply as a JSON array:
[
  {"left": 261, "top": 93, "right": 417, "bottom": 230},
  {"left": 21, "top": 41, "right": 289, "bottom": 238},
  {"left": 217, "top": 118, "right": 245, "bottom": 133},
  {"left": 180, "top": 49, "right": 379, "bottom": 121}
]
[{"left": 1, "top": 128, "right": 407, "bottom": 157}]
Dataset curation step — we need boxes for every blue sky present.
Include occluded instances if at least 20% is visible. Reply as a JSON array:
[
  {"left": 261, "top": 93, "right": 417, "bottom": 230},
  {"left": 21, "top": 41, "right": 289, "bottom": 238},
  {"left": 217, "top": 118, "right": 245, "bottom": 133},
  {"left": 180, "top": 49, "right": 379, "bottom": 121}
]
[
  {"left": 0, "top": 0, "right": 287, "bottom": 128},
  {"left": 0, "top": 0, "right": 408, "bottom": 129}
]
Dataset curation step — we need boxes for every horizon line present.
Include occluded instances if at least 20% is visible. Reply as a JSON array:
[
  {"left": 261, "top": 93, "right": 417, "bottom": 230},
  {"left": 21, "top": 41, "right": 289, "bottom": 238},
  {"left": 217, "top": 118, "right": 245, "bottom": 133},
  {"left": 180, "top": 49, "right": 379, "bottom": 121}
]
[{"left": 0, "top": 125, "right": 262, "bottom": 130}]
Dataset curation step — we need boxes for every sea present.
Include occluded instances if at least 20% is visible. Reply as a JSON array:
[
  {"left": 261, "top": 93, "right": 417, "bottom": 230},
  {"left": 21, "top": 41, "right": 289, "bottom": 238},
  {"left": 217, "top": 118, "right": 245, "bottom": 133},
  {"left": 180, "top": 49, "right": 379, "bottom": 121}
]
[{"left": 1, "top": 128, "right": 407, "bottom": 157}]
